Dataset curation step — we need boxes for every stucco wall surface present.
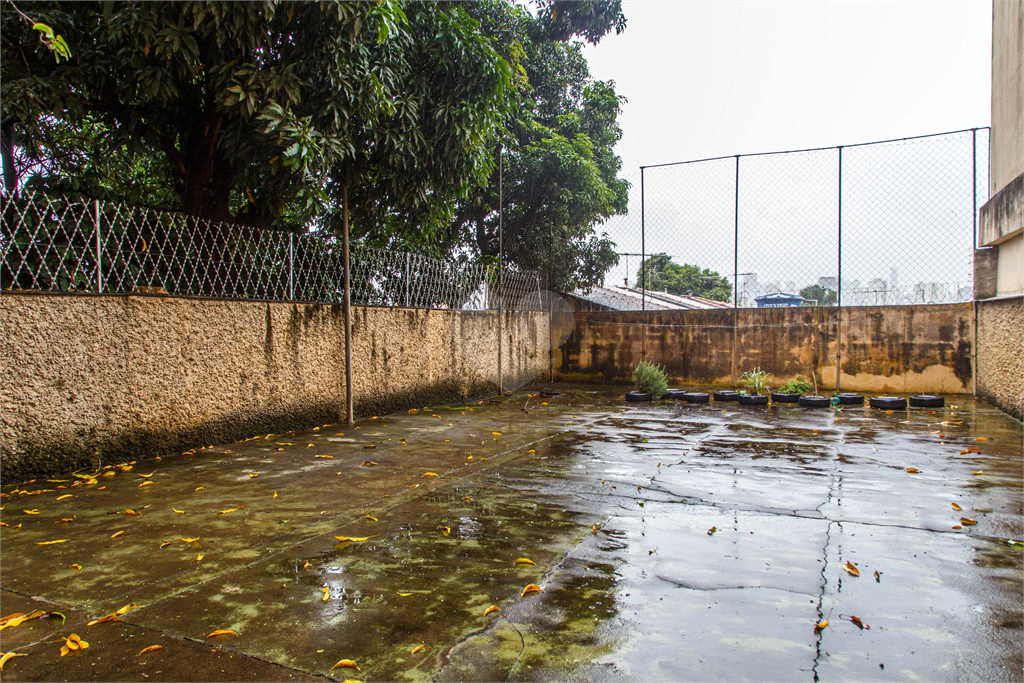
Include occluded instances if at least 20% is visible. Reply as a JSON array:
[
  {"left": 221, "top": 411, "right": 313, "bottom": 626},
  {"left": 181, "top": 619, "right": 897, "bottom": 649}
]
[
  {"left": 1, "top": 293, "right": 548, "bottom": 479},
  {"left": 991, "top": 0, "right": 1023, "bottom": 195},
  {"left": 976, "top": 296, "right": 1024, "bottom": 420},
  {"left": 553, "top": 304, "right": 974, "bottom": 395}
]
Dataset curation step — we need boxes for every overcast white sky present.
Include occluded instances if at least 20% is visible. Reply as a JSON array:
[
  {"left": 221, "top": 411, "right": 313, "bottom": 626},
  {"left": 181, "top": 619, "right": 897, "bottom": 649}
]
[{"left": 581, "top": 0, "right": 993, "bottom": 296}]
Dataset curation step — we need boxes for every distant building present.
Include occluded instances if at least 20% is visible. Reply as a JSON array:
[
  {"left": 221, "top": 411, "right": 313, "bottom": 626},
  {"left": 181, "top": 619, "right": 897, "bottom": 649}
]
[
  {"left": 754, "top": 292, "right": 805, "bottom": 308},
  {"left": 817, "top": 276, "right": 838, "bottom": 291}
]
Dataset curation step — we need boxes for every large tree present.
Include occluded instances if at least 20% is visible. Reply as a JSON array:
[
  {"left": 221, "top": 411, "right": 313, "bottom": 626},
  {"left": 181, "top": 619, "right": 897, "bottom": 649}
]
[
  {"left": 637, "top": 253, "right": 732, "bottom": 302},
  {"left": 1, "top": 1, "right": 513, "bottom": 234}
]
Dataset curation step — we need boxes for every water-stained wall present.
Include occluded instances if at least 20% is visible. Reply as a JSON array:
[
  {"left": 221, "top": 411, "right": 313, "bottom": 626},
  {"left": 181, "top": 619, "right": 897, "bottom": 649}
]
[
  {"left": 0, "top": 293, "right": 548, "bottom": 479},
  {"left": 553, "top": 303, "right": 974, "bottom": 395}
]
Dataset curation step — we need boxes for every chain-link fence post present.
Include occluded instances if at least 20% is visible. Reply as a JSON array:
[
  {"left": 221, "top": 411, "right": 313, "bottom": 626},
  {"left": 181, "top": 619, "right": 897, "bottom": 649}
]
[
  {"left": 836, "top": 145, "right": 843, "bottom": 392},
  {"left": 404, "top": 253, "right": 410, "bottom": 307},
  {"left": 94, "top": 199, "right": 102, "bottom": 293},
  {"left": 288, "top": 233, "right": 294, "bottom": 301}
]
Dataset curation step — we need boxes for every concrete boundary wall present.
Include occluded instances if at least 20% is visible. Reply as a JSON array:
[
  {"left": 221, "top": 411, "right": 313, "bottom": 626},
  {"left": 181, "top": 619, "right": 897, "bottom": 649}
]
[
  {"left": 0, "top": 293, "right": 548, "bottom": 480},
  {"left": 976, "top": 296, "right": 1024, "bottom": 420},
  {"left": 552, "top": 303, "right": 975, "bottom": 396}
]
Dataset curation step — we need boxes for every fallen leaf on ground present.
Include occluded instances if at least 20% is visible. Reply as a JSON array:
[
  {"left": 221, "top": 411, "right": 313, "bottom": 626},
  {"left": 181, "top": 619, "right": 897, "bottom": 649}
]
[
  {"left": 115, "top": 604, "right": 139, "bottom": 616},
  {"left": 320, "top": 587, "right": 330, "bottom": 603},
  {"left": 22, "top": 509, "right": 39, "bottom": 515},
  {"left": 521, "top": 584, "right": 542, "bottom": 597},
  {"left": 1, "top": 611, "right": 47, "bottom": 630},
  {"left": 138, "top": 472, "right": 155, "bottom": 478},
  {"left": 248, "top": 473, "right": 259, "bottom": 478},
  {"left": 181, "top": 537, "right": 200, "bottom": 543},
  {"left": 515, "top": 558, "right": 535, "bottom": 565},
  {"left": 55, "top": 494, "right": 73, "bottom": 501},
  {"left": 123, "top": 509, "right": 141, "bottom": 515},
  {"left": 398, "top": 592, "right": 413, "bottom": 597},
  {"left": 206, "top": 629, "right": 237, "bottom": 638},
  {"left": 192, "top": 553, "right": 204, "bottom": 561},
  {"left": 173, "top": 508, "right": 186, "bottom": 514},
  {"left": 363, "top": 445, "right": 377, "bottom": 450},
  {"left": 111, "top": 531, "right": 126, "bottom": 538},
  {"left": 331, "top": 659, "right": 360, "bottom": 671},
  {"left": 843, "top": 561, "right": 860, "bottom": 577},
  {"left": 159, "top": 541, "right": 171, "bottom": 548},
  {"left": 707, "top": 526, "right": 718, "bottom": 535},
  {"left": 972, "top": 471, "right": 984, "bottom": 475},
  {"left": 216, "top": 507, "right": 243, "bottom": 515},
  {"left": 960, "top": 517, "right": 978, "bottom": 526},
  {"left": 70, "top": 564, "right": 81, "bottom": 570},
  {"left": 906, "top": 468, "right": 919, "bottom": 473},
  {"left": 874, "top": 570, "right": 881, "bottom": 582},
  {"left": 315, "top": 455, "right": 333, "bottom": 459},
  {"left": 423, "top": 472, "right": 439, "bottom": 478},
  {"left": 333, "top": 535, "right": 375, "bottom": 542},
  {"left": 976, "top": 437, "right": 987, "bottom": 441},
  {"left": 364, "top": 515, "right": 377, "bottom": 522},
  {"left": 951, "top": 503, "right": 963, "bottom": 511},
  {"left": 138, "top": 645, "right": 163, "bottom": 655},
  {"left": 87, "top": 614, "right": 120, "bottom": 626},
  {"left": 195, "top": 487, "right": 206, "bottom": 491},
  {"left": 59, "top": 633, "right": 89, "bottom": 656},
  {"left": 138, "top": 481, "right": 153, "bottom": 488},
  {"left": 591, "top": 525, "right": 599, "bottom": 534},
  {"left": 0, "top": 652, "right": 27, "bottom": 669},
  {"left": 440, "top": 526, "right": 451, "bottom": 537},
  {"left": 850, "top": 615, "right": 870, "bottom": 629},
  {"left": 361, "top": 461, "right": 377, "bottom": 467},
  {"left": 814, "top": 618, "right": 829, "bottom": 633},
  {"left": 411, "top": 644, "right": 429, "bottom": 654},
  {"left": 952, "top": 525, "right": 963, "bottom": 529},
  {"left": 484, "top": 605, "right": 501, "bottom": 616}
]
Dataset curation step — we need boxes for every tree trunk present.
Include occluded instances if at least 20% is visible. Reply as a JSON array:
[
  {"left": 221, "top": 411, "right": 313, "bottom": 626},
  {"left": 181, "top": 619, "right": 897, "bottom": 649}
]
[{"left": 1, "top": 119, "right": 18, "bottom": 195}]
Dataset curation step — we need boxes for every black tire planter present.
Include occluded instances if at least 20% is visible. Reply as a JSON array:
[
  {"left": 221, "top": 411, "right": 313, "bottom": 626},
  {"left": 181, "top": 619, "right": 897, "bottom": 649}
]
[
  {"left": 713, "top": 390, "right": 741, "bottom": 402},
  {"left": 738, "top": 394, "right": 769, "bottom": 406},
  {"left": 870, "top": 396, "right": 907, "bottom": 410},
  {"left": 909, "top": 395, "right": 944, "bottom": 408},
  {"left": 771, "top": 392, "right": 801, "bottom": 404},
  {"left": 799, "top": 395, "right": 831, "bottom": 408},
  {"left": 837, "top": 393, "right": 865, "bottom": 406},
  {"left": 684, "top": 392, "right": 710, "bottom": 404},
  {"left": 626, "top": 391, "right": 652, "bottom": 403},
  {"left": 663, "top": 389, "right": 687, "bottom": 401}
]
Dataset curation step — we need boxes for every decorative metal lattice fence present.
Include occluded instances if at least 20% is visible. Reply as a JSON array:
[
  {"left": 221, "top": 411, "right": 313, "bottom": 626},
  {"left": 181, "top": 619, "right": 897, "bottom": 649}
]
[{"left": 1, "top": 193, "right": 543, "bottom": 311}]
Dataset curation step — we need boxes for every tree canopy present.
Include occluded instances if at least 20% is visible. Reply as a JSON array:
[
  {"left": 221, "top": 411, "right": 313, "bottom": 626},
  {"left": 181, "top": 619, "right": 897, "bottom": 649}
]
[
  {"left": 799, "top": 284, "right": 837, "bottom": 306},
  {"left": 636, "top": 253, "right": 733, "bottom": 302},
  {"left": 2, "top": 0, "right": 630, "bottom": 291}
]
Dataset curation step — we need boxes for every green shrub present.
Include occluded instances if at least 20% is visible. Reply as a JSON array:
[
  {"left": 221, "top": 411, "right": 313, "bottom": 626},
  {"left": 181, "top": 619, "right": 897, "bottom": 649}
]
[
  {"left": 777, "top": 374, "right": 812, "bottom": 394},
  {"left": 739, "top": 367, "right": 773, "bottom": 396},
  {"left": 632, "top": 361, "right": 668, "bottom": 397}
]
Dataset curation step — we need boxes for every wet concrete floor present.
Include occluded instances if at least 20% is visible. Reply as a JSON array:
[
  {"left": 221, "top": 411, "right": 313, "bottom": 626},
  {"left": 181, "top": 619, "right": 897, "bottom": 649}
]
[{"left": 1, "top": 385, "right": 1021, "bottom": 682}]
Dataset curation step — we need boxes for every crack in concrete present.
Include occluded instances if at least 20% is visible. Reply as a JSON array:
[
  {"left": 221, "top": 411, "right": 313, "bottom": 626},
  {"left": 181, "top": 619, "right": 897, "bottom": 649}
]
[{"left": 654, "top": 575, "right": 817, "bottom": 598}]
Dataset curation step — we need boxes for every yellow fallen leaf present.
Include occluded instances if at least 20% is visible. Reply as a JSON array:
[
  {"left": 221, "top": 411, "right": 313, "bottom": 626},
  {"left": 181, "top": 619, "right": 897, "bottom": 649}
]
[
  {"left": 0, "top": 652, "right": 27, "bottom": 669},
  {"left": 441, "top": 526, "right": 451, "bottom": 537},
  {"left": 972, "top": 470, "right": 984, "bottom": 475},
  {"left": 55, "top": 494, "right": 73, "bottom": 501},
  {"left": 111, "top": 530, "right": 125, "bottom": 539},
  {"left": 248, "top": 473, "right": 259, "bottom": 478},
  {"left": 960, "top": 517, "right": 978, "bottom": 526},
  {"left": 137, "top": 472, "right": 155, "bottom": 478},
  {"left": 333, "top": 535, "right": 375, "bottom": 542},
  {"left": 159, "top": 541, "right": 171, "bottom": 548},
  {"left": 192, "top": 553, "right": 204, "bottom": 561},
  {"left": 314, "top": 455, "right": 333, "bottom": 459},
  {"left": 307, "top": 444, "right": 315, "bottom": 448},
  {"left": 23, "top": 509, "right": 39, "bottom": 514},
  {"left": 181, "top": 537, "right": 200, "bottom": 543},
  {"left": 491, "top": 432, "right": 501, "bottom": 436},
  {"left": 528, "top": 449, "right": 536, "bottom": 454},
  {"left": 195, "top": 487, "right": 205, "bottom": 491},
  {"left": 398, "top": 592, "right": 413, "bottom": 597},
  {"left": 331, "top": 659, "right": 360, "bottom": 671},
  {"left": 273, "top": 491, "right": 278, "bottom": 498},
  {"left": 139, "top": 481, "right": 153, "bottom": 487},
  {"left": 976, "top": 437, "right": 987, "bottom": 441},
  {"left": 206, "top": 629, "right": 237, "bottom": 638},
  {"left": 60, "top": 633, "right": 89, "bottom": 656},
  {"left": 521, "top": 584, "right": 542, "bottom": 598},
  {"left": 361, "top": 461, "right": 378, "bottom": 467},
  {"left": 464, "top": 497, "right": 473, "bottom": 502},
  {"left": 363, "top": 444, "right": 376, "bottom": 449},
  {"left": 1, "top": 610, "right": 47, "bottom": 630},
  {"left": 843, "top": 561, "right": 860, "bottom": 577},
  {"left": 216, "top": 507, "right": 243, "bottom": 514},
  {"left": 951, "top": 503, "right": 963, "bottom": 511},
  {"left": 123, "top": 509, "right": 141, "bottom": 516},
  {"left": 906, "top": 467, "right": 919, "bottom": 473},
  {"left": 138, "top": 645, "right": 163, "bottom": 655},
  {"left": 303, "top": 560, "right": 311, "bottom": 569},
  {"left": 173, "top": 508, "right": 185, "bottom": 514},
  {"left": 70, "top": 564, "right": 82, "bottom": 570},
  {"left": 411, "top": 644, "right": 429, "bottom": 654},
  {"left": 952, "top": 525, "right": 962, "bottom": 529},
  {"left": 364, "top": 515, "right": 377, "bottom": 522},
  {"left": 514, "top": 558, "right": 536, "bottom": 566},
  {"left": 591, "top": 525, "right": 599, "bottom": 535},
  {"left": 115, "top": 604, "right": 138, "bottom": 616},
  {"left": 87, "top": 614, "right": 120, "bottom": 626},
  {"left": 850, "top": 615, "right": 870, "bottom": 629},
  {"left": 814, "top": 618, "right": 829, "bottom": 632},
  {"left": 423, "top": 472, "right": 439, "bottom": 478},
  {"left": 484, "top": 605, "right": 501, "bottom": 616},
  {"left": 320, "top": 587, "right": 330, "bottom": 603},
  {"left": 408, "top": 408, "right": 419, "bottom": 414}
]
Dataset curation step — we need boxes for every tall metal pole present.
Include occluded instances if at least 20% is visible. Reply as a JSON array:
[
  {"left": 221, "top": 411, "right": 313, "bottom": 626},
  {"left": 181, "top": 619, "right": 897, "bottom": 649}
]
[
  {"left": 94, "top": 200, "right": 102, "bottom": 293},
  {"left": 733, "top": 155, "right": 739, "bottom": 308},
  {"left": 342, "top": 183, "right": 354, "bottom": 425},
  {"left": 835, "top": 146, "right": 843, "bottom": 393},
  {"left": 288, "top": 233, "right": 294, "bottom": 301},
  {"left": 640, "top": 166, "right": 646, "bottom": 360},
  {"left": 971, "top": 128, "right": 978, "bottom": 397},
  {"left": 497, "top": 144, "right": 503, "bottom": 396}
]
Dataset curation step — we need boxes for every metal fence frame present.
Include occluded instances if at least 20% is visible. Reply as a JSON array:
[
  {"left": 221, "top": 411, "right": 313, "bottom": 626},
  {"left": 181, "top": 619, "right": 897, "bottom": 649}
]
[
  {"left": 1, "top": 192, "right": 543, "bottom": 311},
  {"left": 633, "top": 127, "right": 990, "bottom": 310}
]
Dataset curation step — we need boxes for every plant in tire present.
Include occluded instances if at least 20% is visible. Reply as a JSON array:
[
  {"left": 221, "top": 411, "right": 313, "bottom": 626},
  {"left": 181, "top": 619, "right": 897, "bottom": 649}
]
[
  {"left": 777, "top": 375, "right": 812, "bottom": 395},
  {"left": 739, "top": 367, "right": 773, "bottom": 396},
  {"left": 632, "top": 361, "right": 668, "bottom": 399}
]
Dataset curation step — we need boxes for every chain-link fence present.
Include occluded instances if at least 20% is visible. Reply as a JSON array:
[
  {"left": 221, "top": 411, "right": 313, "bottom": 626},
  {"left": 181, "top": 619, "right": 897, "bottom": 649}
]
[
  {"left": 604, "top": 128, "right": 989, "bottom": 307},
  {"left": 1, "top": 192, "right": 543, "bottom": 311}
]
